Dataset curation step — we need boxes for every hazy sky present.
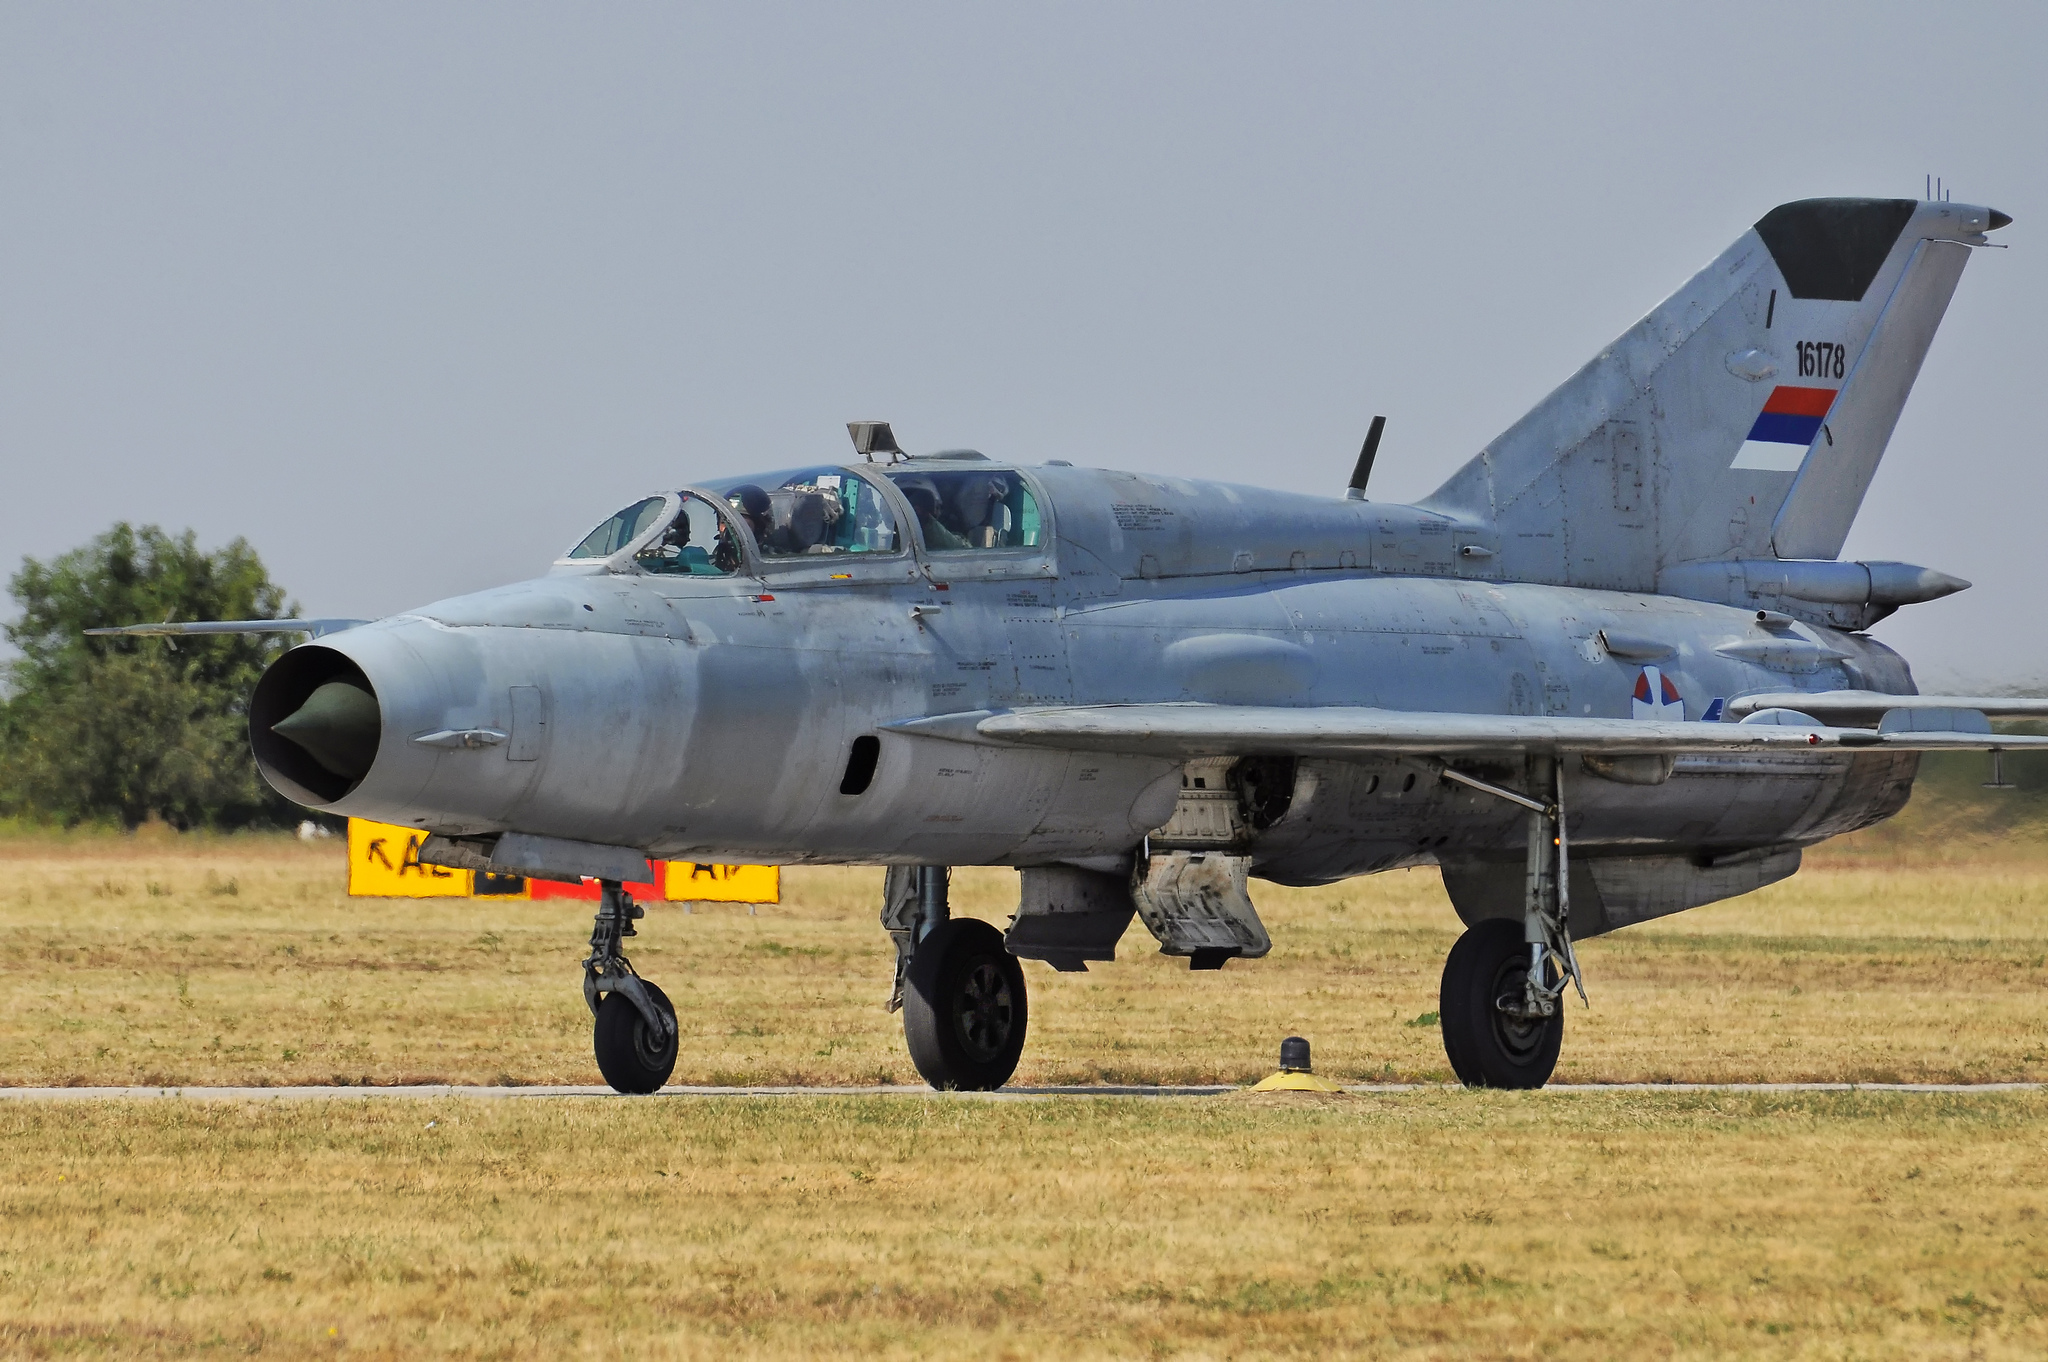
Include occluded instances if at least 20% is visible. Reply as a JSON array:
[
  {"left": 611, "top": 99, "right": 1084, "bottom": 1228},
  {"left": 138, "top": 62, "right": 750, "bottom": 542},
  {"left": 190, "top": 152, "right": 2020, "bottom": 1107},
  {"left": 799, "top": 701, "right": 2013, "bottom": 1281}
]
[{"left": 2, "top": 3, "right": 2042, "bottom": 685}]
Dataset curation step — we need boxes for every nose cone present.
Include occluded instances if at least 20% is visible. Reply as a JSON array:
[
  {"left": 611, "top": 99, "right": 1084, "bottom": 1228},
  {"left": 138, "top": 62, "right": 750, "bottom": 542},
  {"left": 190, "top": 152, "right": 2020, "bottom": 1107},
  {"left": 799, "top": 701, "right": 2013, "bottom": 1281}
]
[
  {"left": 271, "top": 680, "right": 381, "bottom": 781},
  {"left": 250, "top": 646, "right": 384, "bottom": 805}
]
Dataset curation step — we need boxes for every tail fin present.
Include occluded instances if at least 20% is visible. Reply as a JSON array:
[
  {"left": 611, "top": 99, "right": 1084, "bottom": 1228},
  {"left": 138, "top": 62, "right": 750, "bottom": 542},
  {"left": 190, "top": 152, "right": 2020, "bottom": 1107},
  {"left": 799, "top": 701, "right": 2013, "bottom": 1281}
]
[{"left": 1422, "top": 198, "right": 2007, "bottom": 591}]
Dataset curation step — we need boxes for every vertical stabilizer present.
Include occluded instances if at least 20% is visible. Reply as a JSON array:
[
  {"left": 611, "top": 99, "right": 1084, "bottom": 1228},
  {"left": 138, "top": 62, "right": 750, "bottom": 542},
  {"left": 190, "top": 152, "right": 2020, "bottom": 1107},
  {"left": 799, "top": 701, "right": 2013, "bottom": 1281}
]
[{"left": 1420, "top": 198, "right": 2005, "bottom": 593}]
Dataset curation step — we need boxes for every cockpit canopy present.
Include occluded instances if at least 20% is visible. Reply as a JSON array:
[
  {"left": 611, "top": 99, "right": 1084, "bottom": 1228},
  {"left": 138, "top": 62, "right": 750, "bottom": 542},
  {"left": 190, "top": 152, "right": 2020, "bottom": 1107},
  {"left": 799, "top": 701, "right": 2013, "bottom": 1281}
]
[
  {"left": 561, "top": 492, "right": 742, "bottom": 576},
  {"left": 565, "top": 496, "right": 669, "bottom": 561},
  {"left": 885, "top": 468, "right": 1040, "bottom": 551},
  {"left": 630, "top": 495, "right": 744, "bottom": 576},
  {"left": 560, "top": 462, "right": 1047, "bottom": 576},
  {"left": 700, "top": 467, "right": 902, "bottom": 558}
]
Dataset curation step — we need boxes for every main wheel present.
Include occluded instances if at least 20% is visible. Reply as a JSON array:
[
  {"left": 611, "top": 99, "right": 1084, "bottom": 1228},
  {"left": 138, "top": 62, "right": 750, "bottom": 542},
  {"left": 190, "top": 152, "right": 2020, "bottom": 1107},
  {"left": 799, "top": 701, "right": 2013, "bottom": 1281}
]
[
  {"left": 1439, "top": 919, "right": 1561, "bottom": 1089},
  {"left": 594, "top": 980, "right": 679, "bottom": 1094},
  {"left": 904, "top": 918, "right": 1028, "bottom": 1091}
]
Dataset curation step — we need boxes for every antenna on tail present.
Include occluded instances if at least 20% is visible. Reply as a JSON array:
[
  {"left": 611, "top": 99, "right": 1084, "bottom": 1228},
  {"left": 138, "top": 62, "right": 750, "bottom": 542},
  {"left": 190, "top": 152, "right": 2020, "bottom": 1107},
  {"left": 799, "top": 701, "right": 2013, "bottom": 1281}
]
[{"left": 1345, "top": 416, "right": 1386, "bottom": 501}]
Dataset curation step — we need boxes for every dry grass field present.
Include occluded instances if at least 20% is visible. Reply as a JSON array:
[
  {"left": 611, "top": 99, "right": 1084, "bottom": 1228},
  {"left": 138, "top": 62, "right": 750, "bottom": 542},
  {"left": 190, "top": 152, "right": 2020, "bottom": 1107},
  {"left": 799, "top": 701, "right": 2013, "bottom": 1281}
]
[
  {"left": 1, "top": 806, "right": 2045, "bottom": 1090},
  {"left": 1, "top": 755, "right": 2045, "bottom": 1357},
  {"left": 2, "top": 1091, "right": 2045, "bottom": 1358}
]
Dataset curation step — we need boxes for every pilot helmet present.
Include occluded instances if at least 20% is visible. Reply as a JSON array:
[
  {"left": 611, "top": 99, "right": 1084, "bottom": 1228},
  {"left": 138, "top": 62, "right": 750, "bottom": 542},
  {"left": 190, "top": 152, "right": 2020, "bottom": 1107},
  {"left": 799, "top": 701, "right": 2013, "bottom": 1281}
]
[
  {"left": 893, "top": 475, "right": 942, "bottom": 516},
  {"left": 726, "top": 485, "right": 774, "bottom": 540},
  {"left": 951, "top": 473, "right": 1009, "bottom": 528}
]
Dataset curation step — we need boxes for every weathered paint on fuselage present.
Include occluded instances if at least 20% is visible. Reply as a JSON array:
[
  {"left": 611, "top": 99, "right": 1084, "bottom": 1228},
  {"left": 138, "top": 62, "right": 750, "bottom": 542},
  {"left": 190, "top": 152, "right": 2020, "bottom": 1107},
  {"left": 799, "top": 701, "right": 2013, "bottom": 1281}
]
[{"left": 307, "top": 461, "right": 1917, "bottom": 881}]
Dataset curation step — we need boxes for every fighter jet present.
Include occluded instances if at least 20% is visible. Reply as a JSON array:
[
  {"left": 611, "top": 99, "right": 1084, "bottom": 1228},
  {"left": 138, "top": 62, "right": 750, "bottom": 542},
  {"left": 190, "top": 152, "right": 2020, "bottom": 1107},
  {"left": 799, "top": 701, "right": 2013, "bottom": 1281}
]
[{"left": 97, "top": 195, "right": 2046, "bottom": 1093}]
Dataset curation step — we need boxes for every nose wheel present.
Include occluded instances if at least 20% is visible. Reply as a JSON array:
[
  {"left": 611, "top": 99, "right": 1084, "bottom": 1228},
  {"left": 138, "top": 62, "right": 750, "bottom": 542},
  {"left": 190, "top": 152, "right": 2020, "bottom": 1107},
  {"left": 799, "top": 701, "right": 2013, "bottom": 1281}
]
[
  {"left": 595, "top": 980, "right": 678, "bottom": 1093},
  {"left": 583, "top": 881, "right": 678, "bottom": 1094}
]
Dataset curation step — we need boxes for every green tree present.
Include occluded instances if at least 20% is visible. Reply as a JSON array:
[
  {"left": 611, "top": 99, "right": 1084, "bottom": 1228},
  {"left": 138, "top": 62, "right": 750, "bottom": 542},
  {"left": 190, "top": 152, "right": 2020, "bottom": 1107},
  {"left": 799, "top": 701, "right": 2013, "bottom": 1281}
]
[{"left": 0, "top": 523, "right": 299, "bottom": 828}]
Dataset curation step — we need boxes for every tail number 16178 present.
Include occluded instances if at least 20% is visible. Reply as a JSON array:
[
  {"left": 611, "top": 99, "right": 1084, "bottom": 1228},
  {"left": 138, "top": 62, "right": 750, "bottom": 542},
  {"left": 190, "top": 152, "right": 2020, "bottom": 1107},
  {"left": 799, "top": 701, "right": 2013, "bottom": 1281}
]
[{"left": 1798, "top": 340, "right": 1845, "bottom": 380}]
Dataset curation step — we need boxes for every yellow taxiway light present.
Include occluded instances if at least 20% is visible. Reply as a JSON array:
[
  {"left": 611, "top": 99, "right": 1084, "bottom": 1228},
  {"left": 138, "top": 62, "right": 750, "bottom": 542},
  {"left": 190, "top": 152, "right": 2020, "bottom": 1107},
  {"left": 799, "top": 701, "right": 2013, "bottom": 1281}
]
[{"left": 1247, "top": 1035, "right": 1345, "bottom": 1093}]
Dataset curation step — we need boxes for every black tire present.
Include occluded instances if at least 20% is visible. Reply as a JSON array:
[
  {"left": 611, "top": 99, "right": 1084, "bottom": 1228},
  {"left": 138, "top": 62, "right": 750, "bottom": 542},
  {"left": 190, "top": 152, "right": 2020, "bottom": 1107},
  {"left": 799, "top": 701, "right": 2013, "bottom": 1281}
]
[
  {"left": 594, "top": 980, "right": 679, "bottom": 1094},
  {"left": 903, "top": 918, "right": 1028, "bottom": 1091},
  {"left": 1439, "top": 919, "right": 1561, "bottom": 1089}
]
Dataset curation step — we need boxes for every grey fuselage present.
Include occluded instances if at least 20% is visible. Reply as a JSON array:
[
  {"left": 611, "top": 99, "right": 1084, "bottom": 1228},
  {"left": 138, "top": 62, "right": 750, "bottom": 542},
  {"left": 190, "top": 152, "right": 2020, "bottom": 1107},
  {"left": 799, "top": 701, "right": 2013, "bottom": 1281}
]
[{"left": 275, "top": 460, "right": 1916, "bottom": 885}]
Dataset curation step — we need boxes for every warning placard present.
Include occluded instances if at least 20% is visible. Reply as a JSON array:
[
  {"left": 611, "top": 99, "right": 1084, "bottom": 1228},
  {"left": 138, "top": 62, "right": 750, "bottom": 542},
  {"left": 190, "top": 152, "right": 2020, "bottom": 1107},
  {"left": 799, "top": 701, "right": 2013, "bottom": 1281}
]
[
  {"left": 665, "top": 861, "right": 781, "bottom": 904},
  {"left": 347, "top": 820, "right": 470, "bottom": 897},
  {"left": 346, "top": 820, "right": 778, "bottom": 904}
]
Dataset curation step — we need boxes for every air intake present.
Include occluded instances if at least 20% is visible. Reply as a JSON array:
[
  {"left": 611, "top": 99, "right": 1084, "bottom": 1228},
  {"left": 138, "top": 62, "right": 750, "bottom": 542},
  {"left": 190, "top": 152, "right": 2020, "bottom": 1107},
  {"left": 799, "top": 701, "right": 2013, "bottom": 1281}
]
[{"left": 249, "top": 646, "right": 383, "bottom": 805}]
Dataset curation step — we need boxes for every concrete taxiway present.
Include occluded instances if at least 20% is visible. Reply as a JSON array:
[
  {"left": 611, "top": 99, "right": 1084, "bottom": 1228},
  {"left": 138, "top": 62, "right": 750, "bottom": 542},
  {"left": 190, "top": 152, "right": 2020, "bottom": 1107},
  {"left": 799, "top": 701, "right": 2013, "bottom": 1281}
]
[{"left": 0, "top": 1082, "right": 2039, "bottom": 1101}]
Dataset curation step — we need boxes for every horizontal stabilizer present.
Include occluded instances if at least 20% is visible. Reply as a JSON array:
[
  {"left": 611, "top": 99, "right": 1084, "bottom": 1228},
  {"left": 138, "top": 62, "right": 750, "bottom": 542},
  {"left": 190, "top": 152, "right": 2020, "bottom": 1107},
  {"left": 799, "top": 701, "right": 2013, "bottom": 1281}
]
[{"left": 887, "top": 704, "right": 2048, "bottom": 761}]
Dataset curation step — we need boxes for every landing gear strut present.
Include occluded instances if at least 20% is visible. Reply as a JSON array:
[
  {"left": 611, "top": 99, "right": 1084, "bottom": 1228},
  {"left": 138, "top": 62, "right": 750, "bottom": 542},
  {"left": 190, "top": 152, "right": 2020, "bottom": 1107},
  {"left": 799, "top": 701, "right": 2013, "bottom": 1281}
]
[
  {"left": 1437, "top": 754, "right": 1584, "bottom": 1089},
  {"left": 584, "top": 880, "right": 678, "bottom": 1094},
  {"left": 882, "top": 865, "right": 1030, "bottom": 1090}
]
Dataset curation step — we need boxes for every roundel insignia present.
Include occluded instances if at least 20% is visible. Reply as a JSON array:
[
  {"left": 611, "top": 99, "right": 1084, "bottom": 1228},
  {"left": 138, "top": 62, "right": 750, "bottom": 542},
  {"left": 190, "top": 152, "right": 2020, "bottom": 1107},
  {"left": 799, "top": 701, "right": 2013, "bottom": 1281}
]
[{"left": 1631, "top": 665, "right": 1684, "bottom": 720}]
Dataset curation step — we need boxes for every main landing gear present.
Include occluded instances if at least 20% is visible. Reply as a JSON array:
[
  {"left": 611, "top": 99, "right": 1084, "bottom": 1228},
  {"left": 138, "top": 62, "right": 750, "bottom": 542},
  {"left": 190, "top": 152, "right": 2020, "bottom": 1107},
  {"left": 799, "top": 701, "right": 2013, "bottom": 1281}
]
[
  {"left": 1436, "top": 754, "right": 1585, "bottom": 1089},
  {"left": 882, "top": 865, "right": 1029, "bottom": 1090},
  {"left": 585, "top": 880, "right": 678, "bottom": 1094},
  {"left": 1439, "top": 919, "right": 1563, "bottom": 1088}
]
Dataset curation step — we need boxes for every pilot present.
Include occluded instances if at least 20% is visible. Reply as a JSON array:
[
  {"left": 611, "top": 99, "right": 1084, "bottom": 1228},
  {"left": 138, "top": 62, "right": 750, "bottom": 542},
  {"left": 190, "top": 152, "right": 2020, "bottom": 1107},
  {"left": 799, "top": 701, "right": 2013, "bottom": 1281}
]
[
  {"left": 634, "top": 515, "right": 691, "bottom": 574},
  {"left": 896, "top": 479, "right": 970, "bottom": 551},
  {"left": 710, "top": 515, "right": 742, "bottom": 573},
  {"left": 951, "top": 473, "right": 1011, "bottom": 548},
  {"left": 727, "top": 485, "right": 775, "bottom": 550}
]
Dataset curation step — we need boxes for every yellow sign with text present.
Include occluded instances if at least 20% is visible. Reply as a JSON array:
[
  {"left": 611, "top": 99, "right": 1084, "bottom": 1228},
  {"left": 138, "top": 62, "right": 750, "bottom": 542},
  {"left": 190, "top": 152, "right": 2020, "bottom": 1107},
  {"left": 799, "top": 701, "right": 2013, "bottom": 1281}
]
[
  {"left": 664, "top": 861, "right": 781, "bottom": 904},
  {"left": 348, "top": 820, "right": 471, "bottom": 897},
  {"left": 346, "top": 820, "right": 779, "bottom": 905}
]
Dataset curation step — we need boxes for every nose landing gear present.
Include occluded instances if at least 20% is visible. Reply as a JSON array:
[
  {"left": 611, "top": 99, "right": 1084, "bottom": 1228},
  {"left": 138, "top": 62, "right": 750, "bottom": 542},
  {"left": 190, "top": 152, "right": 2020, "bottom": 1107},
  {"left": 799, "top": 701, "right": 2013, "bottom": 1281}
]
[{"left": 584, "top": 881, "right": 678, "bottom": 1094}]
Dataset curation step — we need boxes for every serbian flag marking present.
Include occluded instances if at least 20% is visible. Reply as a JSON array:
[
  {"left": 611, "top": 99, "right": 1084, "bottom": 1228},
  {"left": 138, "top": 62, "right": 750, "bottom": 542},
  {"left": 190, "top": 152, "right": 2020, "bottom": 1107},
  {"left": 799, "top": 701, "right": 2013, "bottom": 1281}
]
[
  {"left": 1731, "top": 385, "right": 1837, "bottom": 472},
  {"left": 1631, "top": 665, "right": 1684, "bottom": 721}
]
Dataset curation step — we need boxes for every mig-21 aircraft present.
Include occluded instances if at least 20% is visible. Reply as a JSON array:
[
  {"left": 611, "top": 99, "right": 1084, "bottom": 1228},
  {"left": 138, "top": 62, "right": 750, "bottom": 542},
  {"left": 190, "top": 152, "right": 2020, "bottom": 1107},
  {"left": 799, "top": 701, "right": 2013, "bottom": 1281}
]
[{"left": 97, "top": 195, "right": 2048, "bottom": 1093}]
